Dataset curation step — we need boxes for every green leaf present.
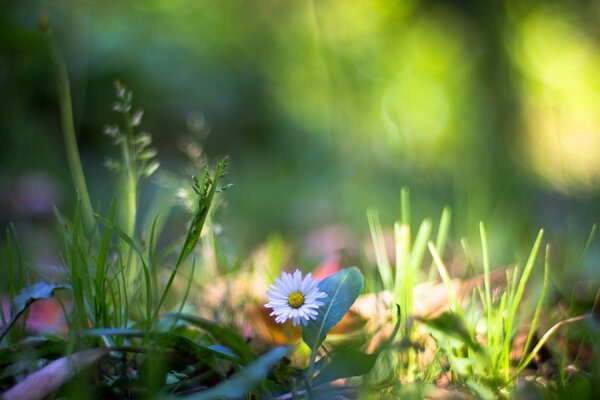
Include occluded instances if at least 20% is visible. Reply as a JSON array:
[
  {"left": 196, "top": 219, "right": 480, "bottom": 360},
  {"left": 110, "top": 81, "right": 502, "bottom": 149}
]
[
  {"left": 1, "top": 282, "right": 69, "bottom": 342},
  {"left": 176, "top": 346, "right": 289, "bottom": 400},
  {"left": 10, "top": 281, "right": 70, "bottom": 317},
  {"left": 312, "top": 348, "right": 379, "bottom": 387},
  {"left": 151, "top": 332, "right": 242, "bottom": 363},
  {"left": 302, "top": 267, "right": 364, "bottom": 352},
  {"left": 83, "top": 329, "right": 241, "bottom": 363},
  {"left": 84, "top": 328, "right": 143, "bottom": 337},
  {"left": 166, "top": 313, "right": 255, "bottom": 363},
  {"left": 418, "top": 312, "right": 483, "bottom": 353}
]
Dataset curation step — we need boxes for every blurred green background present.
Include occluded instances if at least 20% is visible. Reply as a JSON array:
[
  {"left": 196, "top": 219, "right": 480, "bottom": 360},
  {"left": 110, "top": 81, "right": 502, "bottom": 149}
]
[{"left": 2, "top": 0, "right": 600, "bottom": 273}]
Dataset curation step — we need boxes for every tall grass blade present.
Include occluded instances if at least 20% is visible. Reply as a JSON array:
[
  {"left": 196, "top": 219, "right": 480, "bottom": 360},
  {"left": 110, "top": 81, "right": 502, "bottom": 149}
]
[
  {"left": 502, "top": 229, "right": 544, "bottom": 375},
  {"left": 519, "top": 244, "right": 550, "bottom": 369},
  {"left": 367, "top": 210, "right": 392, "bottom": 290},
  {"left": 428, "top": 242, "right": 459, "bottom": 311},
  {"left": 479, "top": 223, "right": 493, "bottom": 351},
  {"left": 411, "top": 219, "right": 432, "bottom": 273},
  {"left": 428, "top": 207, "right": 451, "bottom": 280},
  {"left": 394, "top": 223, "right": 410, "bottom": 330},
  {"left": 94, "top": 200, "right": 116, "bottom": 327},
  {"left": 44, "top": 29, "right": 94, "bottom": 230},
  {"left": 400, "top": 186, "right": 410, "bottom": 226}
]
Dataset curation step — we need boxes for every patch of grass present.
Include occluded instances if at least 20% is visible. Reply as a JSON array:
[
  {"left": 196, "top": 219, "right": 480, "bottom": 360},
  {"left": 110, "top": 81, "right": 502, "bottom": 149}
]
[{"left": 0, "top": 24, "right": 599, "bottom": 400}]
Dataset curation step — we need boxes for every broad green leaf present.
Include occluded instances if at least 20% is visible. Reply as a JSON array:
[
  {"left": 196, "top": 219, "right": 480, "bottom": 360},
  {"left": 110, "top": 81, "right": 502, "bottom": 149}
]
[
  {"left": 166, "top": 313, "right": 255, "bottom": 363},
  {"left": 207, "top": 344, "right": 238, "bottom": 359},
  {"left": 84, "top": 328, "right": 143, "bottom": 337},
  {"left": 302, "top": 267, "right": 364, "bottom": 352},
  {"left": 312, "top": 348, "right": 379, "bottom": 387},
  {"left": 178, "top": 346, "right": 289, "bottom": 400},
  {"left": 1, "top": 282, "right": 69, "bottom": 342},
  {"left": 10, "top": 281, "right": 70, "bottom": 317},
  {"left": 83, "top": 329, "right": 241, "bottom": 362},
  {"left": 151, "top": 332, "right": 241, "bottom": 363}
]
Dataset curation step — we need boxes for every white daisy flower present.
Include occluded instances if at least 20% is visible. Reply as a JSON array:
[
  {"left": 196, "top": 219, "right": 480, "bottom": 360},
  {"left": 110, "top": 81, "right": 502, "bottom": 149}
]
[{"left": 265, "top": 269, "right": 327, "bottom": 326}]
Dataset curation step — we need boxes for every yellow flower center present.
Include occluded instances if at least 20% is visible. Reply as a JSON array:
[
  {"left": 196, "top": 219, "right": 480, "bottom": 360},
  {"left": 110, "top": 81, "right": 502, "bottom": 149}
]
[{"left": 288, "top": 291, "right": 304, "bottom": 308}]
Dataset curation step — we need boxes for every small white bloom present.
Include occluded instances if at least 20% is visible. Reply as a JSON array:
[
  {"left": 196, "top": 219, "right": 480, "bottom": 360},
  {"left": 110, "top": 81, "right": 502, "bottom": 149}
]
[{"left": 265, "top": 269, "right": 327, "bottom": 326}]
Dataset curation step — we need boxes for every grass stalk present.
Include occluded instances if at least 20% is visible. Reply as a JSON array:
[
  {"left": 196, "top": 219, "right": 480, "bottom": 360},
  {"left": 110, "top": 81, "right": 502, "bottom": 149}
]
[
  {"left": 479, "top": 223, "right": 493, "bottom": 353},
  {"left": 44, "top": 28, "right": 94, "bottom": 230},
  {"left": 400, "top": 187, "right": 410, "bottom": 226},
  {"left": 428, "top": 208, "right": 451, "bottom": 280},
  {"left": 394, "top": 222, "right": 410, "bottom": 333},
  {"left": 367, "top": 210, "right": 392, "bottom": 290},
  {"left": 501, "top": 229, "right": 544, "bottom": 376},
  {"left": 510, "top": 313, "right": 591, "bottom": 381},
  {"left": 428, "top": 242, "right": 459, "bottom": 311},
  {"left": 519, "top": 244, "right": 550, "bottom": 369}
]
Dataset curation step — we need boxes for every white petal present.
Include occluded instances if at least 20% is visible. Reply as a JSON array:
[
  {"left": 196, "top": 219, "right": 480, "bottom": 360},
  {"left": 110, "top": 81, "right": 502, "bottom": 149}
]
[
  {"left": 305, "top": 279, "right": 319, "bottom": 293},
  {"left": 274, "top": 278, "right": 289, "bottom": 294},
  {"left": 301, "top": 273, "right": 313, "bottom": 292},
  {"left": 284, "top": 274, "right": 296, "bottom": 293},
  {"left": 270, "top": 284, "right": 289, "bottom": 296},
  {"left": 282, "top": 272, "right": 294, "bottom": 292},
  {"left": 266, "top": 290, "right": 288, "bottom": 299},
  {"left": 304, "top": 308, "right": 318, "bottom": 316},
  {"left": 269, "top": 301, "right": 290, "bottom": 308},
  {"left": 293, "top": 269, "right": 302, "bottom": 290}
]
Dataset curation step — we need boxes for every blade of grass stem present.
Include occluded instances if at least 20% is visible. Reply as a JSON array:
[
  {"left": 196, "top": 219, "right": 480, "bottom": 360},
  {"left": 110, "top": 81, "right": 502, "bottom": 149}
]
[
  {"left": 411, "top": 219, "right": 432, "bottom": 273},
  {"left": 461, "top": 237, "right": 476, "bottom": 276},
  {"left": 44, "top": 29, "right": 93, "bottom": 230},
  {"left": 519, "top": 244, "right": 550, "bottom": 369},
  {"left": 479, "top": 223, "right": 493, "bottom": 351},
  {"left": 148, "top": 213, "right": 162, "bottom": 308},
  {"left": 394, "top": 223, "right": 410, "bottom": 332},
  {"left": 95, "top": 200, "right": 116, "bottom": 327},
  {"left": 367, "top": 209, "right": 392, "bottom": 290},
  {"left": 428, "top": 242, "right": 459, "bottom": 312},
  {"left": 510, "top": 313, "right": 591, "bottom": 381},
  {"left": 502, "top": 229, "right": 544, "bottom": 376},
  {"left": 428, "top": 208, "right": 451, "bottom": 280},
  {"left": 169, "top": 259, "right": 196, "bottom": 332},
  {"left": 400, "top": 187, "right": 410, "bottom": 226}
]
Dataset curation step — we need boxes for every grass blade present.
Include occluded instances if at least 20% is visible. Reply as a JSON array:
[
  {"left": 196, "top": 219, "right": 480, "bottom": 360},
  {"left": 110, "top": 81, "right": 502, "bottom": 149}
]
[
  {"left": 367, "top": 210, "right": 392, "bottom": 290},
  {"left": 479, "top": 223, "right": 493, "bottom": 350}
]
